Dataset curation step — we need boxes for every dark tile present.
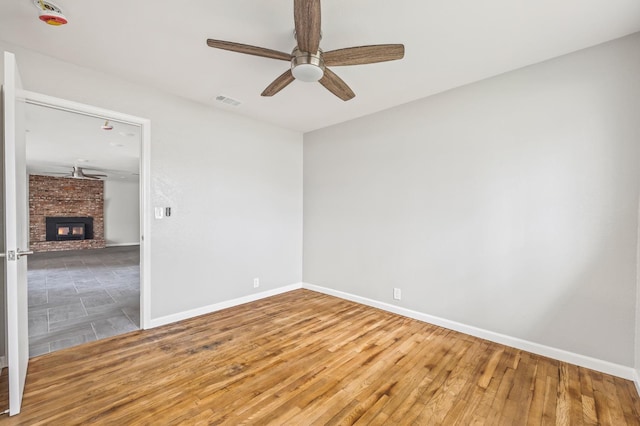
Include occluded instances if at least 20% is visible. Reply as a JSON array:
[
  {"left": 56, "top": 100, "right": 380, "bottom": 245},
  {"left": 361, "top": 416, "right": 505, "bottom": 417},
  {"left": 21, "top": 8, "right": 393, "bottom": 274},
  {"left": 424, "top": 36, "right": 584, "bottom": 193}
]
[
  {"left": 29, "top": 343, "right": 50, "bottom": 357},
  {"left": 92, "top": 314, "right": 138, "bottom": 339},
  {"left": 69, "top": 270, "right": 92, "bottom": 279},
  {"left": 47, "top": 287, "right": 79, "bottom": 304},
  {"left": 49, "top": 328, "right": 97, "bottom": 352},
  {"left": 28, "top": 288, "right": 48, "bottom": 307},
  {"left": 47, "top": 282, "right": 76, "bottom": 296},
  {"left": 28, "top": 280, "right": 46, "bottom": 291},
  {"left": 122, "top": 306, "right": 141, "bottom": 327},
  {"left": 49, "top": 308, "right": 114, "bottom": 332},
  {"left": 47, "top": 292, "right": 82, "bottom": 306},
  {"left": 27, "top": 273, "right": 47, "bottom": 283},
  {"left": 74, "top": 280, "right": 104, "bottom": 293},
  {"left": 46, "top": 274, "right": 73, "bottom": 285},
  {"left": 81, "top": 292, "right": 116, "bottom": 309},
  {"left": 96, "top": 276, "right": 123, "bottom": 286},
  {"left": 48, "top": 302, "right": 87, "bottom": 324},
  {"left": 47, "top": 285, "right": 78, "bottom": 295},
  {"left": 105, "top": 287, "right": 139, "bottom": 301},
  {"left": 28, "top": 246, "right": 140, "bottom": 357},
  {"left": 84, "top": 302, "right": 129, "bottom": 317},
  {"left": 28, "top": 310, "right": 49, "bottom": 337}
]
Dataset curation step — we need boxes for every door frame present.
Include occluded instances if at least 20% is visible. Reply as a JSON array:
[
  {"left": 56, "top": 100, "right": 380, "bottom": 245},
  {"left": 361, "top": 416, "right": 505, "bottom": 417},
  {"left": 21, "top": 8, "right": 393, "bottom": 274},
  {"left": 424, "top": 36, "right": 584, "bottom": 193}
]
[{"left": 22, "top": 90, "right": 152, "bottom": 329}]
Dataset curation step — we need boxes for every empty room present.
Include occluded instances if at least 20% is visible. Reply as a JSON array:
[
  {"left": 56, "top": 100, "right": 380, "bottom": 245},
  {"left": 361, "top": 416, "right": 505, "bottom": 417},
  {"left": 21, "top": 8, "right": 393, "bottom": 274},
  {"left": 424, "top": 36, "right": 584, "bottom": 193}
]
[{"left": 1, "top": 0, "right": 640, "bottom": 424}]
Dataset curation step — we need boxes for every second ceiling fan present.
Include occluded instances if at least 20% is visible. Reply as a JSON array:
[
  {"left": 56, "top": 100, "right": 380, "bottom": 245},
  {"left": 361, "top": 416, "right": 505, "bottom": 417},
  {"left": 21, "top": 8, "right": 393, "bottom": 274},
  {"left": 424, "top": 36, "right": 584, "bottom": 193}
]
[{"left": 206, "top": 0, "right": 404, "bottom": 101}]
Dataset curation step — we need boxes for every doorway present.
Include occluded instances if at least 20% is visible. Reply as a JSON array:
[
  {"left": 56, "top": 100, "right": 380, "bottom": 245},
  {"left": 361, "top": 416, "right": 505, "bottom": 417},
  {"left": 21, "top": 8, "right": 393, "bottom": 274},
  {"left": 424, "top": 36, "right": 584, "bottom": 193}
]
[
  {"left": 24, "top": 102, "right": 142, "bottom": 355},
  {"left": 2, "top": 55, "right": 151, "bottom": 414},
  {"left": 22, "top": 91, "right": 151, "bottom": 351}
]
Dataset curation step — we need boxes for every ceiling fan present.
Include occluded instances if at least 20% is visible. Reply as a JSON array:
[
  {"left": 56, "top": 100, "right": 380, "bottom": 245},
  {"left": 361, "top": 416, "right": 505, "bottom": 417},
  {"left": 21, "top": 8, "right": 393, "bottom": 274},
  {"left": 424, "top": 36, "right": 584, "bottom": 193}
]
[
  {"left": 206, "top": 0, "right": 404, "bottom": 101},
  {"left": 62, "top": 166, "right": 107, "bottom": 180}
]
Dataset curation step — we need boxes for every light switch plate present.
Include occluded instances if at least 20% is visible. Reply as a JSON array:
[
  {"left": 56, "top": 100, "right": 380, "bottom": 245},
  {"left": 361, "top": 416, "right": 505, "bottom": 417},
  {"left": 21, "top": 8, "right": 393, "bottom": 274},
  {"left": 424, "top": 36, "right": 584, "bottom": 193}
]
[
  {"left": 393, "top": 288, "right": 401, "bottom": 300},
  {"left": 154, "top": 207, "right": 164, "bottom": 219}
]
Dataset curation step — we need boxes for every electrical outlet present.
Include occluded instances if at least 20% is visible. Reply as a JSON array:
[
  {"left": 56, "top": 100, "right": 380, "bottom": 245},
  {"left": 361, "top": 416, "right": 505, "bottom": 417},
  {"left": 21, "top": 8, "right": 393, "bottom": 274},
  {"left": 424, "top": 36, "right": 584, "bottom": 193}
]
[
  {"left": 253, "top": 278, "right": 260, "bottom": 288},
  {"left": 393, "top": 288, "right": 401, "bottom": 300}
]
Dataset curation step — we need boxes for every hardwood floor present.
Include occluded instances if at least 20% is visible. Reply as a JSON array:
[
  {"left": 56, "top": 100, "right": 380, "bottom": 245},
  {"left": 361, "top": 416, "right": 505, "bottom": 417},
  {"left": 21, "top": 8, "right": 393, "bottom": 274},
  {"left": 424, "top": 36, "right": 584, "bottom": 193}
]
[
  {"left": 0, "top": 289, "right": 638, "bottom": 425},
  {"left": 0, "top": 368, "right": 7, "bottom": 414}
]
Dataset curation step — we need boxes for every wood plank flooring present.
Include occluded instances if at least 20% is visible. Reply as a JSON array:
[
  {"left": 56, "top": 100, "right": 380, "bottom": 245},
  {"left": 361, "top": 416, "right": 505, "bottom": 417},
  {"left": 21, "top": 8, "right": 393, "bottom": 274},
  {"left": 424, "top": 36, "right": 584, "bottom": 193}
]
[
  {"left": 0, "top": 289, "right": 638, "bottom": 425},
  {"left": 0, "top": 368, "right": 7, "bottom": 414}
]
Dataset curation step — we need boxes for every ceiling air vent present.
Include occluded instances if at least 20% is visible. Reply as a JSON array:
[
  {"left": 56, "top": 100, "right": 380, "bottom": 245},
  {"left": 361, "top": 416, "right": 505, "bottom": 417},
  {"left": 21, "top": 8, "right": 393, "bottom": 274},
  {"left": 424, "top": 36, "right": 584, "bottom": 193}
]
[{"left": 215, "top": 95, "right": 242, "bottom": 107}]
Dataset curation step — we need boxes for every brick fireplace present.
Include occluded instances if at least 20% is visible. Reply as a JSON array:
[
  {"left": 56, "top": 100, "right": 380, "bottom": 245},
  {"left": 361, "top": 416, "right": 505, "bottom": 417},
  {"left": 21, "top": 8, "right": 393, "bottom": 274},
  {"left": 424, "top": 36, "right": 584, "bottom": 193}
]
[{"left": 29, "top": 175, "right": 106, "bottom": 252}]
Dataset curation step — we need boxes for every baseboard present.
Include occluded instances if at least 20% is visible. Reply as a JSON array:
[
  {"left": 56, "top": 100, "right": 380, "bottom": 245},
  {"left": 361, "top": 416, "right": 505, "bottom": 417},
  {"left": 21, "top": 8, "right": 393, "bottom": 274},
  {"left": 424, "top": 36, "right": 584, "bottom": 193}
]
[
  {"left": 0, "top": 356, "right": 6, "bottom": 369},
  {"left": 144, "top": 281, "right": 635, "bottom": 381},
  {"left": 105, "top": 242, "right": 140, "bottom": 247},
  {"left": 302, "top": 283, "right": 635, "bottom": 381},
  {"left": 149, "top": 282, "right": 304, "bottom": 328}
]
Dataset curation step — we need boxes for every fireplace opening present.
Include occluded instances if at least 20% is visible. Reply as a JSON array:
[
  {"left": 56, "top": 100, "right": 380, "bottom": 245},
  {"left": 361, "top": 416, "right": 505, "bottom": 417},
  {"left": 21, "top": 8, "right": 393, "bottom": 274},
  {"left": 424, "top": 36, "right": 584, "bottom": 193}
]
[
  {"left": 56, "top": 223, "right": 85, "bottom": 240},
  {"left": 45, "top": 217, "right": 94, "bottom": 242}
]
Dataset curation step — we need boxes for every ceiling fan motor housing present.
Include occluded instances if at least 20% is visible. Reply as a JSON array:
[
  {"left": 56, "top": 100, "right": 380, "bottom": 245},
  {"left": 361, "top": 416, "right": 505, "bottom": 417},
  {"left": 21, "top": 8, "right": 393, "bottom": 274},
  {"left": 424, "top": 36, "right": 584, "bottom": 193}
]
[{"left": 291, "top": 48, "right": 325, "bottom": 82}]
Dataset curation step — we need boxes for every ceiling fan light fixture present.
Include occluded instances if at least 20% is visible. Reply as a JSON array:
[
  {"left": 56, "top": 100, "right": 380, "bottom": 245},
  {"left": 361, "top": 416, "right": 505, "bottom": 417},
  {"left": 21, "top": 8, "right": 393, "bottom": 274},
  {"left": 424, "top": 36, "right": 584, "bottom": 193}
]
[
  {"left": 292, "top": 64, "right": 324, "bottom": 82},
  {"left": 291, "top": 48, "right": 324, "bottom": 82}
]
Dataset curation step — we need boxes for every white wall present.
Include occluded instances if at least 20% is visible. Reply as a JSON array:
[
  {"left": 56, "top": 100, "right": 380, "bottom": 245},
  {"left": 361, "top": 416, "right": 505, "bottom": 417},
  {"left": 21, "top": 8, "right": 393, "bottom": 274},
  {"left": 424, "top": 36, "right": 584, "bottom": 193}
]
[
  {"left": 104, "top": 179, "right": 140, "bottom": 246},
  {"left": 0, "top": 125, "right": 4, "bottom": 364},
  {"left": 3, "top": 33, "right": 640, "bottom": 375},
  {"left": 0, "top": 40, "right": 303, "bottom": 321},
  {"left": 304, "top": 33, "right": 640, "bottom": 367}
]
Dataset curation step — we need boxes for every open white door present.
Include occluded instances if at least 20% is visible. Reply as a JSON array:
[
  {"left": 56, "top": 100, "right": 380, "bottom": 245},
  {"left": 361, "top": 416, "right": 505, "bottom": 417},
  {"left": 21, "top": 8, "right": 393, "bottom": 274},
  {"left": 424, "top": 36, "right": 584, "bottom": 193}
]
[{"left": 2, "top": 51, "right": 31, "bottom": 415}]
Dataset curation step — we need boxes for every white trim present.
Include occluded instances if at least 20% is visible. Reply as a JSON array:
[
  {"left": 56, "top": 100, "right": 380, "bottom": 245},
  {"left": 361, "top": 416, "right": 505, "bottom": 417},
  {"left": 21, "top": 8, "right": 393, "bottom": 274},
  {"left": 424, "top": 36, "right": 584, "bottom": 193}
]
[
  {"left": 22, "top": 91, "right": 144, "bottom": 126},
  {"left": 22, "top": 90, "right": 152, "bottom": 330},
  {"left": 635, "top": 195, "right": 640, "bottom": 395},
  {"left": 302, "top": 283, "right": 636, "bottom": 380},
  {"left": 0, "top": 356, "right": 6, "bottom": 370},
  {"left": 105, "top": 242, "right": 141, "bottom": 248},
  {"left": 148, "top": 283, "right": 304, "bottom": 329},
  {"left": 140, "top": 117, "right": 151, "bottom": 330}
]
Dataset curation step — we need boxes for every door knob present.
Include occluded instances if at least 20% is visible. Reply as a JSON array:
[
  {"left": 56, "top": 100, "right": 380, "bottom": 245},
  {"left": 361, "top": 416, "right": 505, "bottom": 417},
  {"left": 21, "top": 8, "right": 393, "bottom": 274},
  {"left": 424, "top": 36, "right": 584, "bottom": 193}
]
[{"left": 17, "top": 249, "right": 33, "bottom": 259}]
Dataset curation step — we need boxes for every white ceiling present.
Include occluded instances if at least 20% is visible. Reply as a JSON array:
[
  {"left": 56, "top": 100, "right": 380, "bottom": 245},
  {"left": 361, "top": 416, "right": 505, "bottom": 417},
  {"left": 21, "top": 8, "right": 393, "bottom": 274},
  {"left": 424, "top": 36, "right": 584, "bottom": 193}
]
[
  {"left": 25, "top": 103, "right": 140, "bottom": 181},
  {"left": 1, "top": 0, "right": 639, "bottom": 133}
]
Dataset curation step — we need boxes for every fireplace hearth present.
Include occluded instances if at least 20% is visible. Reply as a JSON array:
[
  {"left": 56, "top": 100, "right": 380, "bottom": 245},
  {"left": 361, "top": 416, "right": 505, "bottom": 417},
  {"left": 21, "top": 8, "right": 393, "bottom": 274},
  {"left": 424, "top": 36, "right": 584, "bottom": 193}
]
[{"left": 45, "top": 217, "right": 94, "bottom": 242}]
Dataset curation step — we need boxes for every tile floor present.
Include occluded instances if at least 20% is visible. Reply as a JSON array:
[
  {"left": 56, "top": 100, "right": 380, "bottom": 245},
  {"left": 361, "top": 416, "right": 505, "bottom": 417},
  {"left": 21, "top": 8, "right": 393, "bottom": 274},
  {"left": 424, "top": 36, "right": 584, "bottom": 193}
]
[{"left": 27, "top": 246, "right": 140, "bottom": 357}]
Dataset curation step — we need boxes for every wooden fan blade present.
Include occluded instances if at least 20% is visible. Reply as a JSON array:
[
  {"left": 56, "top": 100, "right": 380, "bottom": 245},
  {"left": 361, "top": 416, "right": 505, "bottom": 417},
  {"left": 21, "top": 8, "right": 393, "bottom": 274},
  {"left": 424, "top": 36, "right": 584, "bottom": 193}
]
[
  {"left": 324, "top": 44, "right": 405, "bottom": 66},
  {"left": 319, "top": 68, "right": 355, "bottom": 101},
  {"left": 261, "top": 70, "right": 295, "bottom": 97},
  {"left": 206, "top": 39, "right": 291, "bottom": 61},
  {"left": 294, "top": 0, "right": 321, "bottom": 53}
]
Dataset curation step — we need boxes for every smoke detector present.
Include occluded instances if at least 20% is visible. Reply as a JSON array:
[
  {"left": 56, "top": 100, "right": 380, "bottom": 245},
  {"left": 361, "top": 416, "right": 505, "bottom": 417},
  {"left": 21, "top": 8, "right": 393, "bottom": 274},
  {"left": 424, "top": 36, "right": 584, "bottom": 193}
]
[{"left": 33, "top": 0, "right": 68, "bottom": 26}]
